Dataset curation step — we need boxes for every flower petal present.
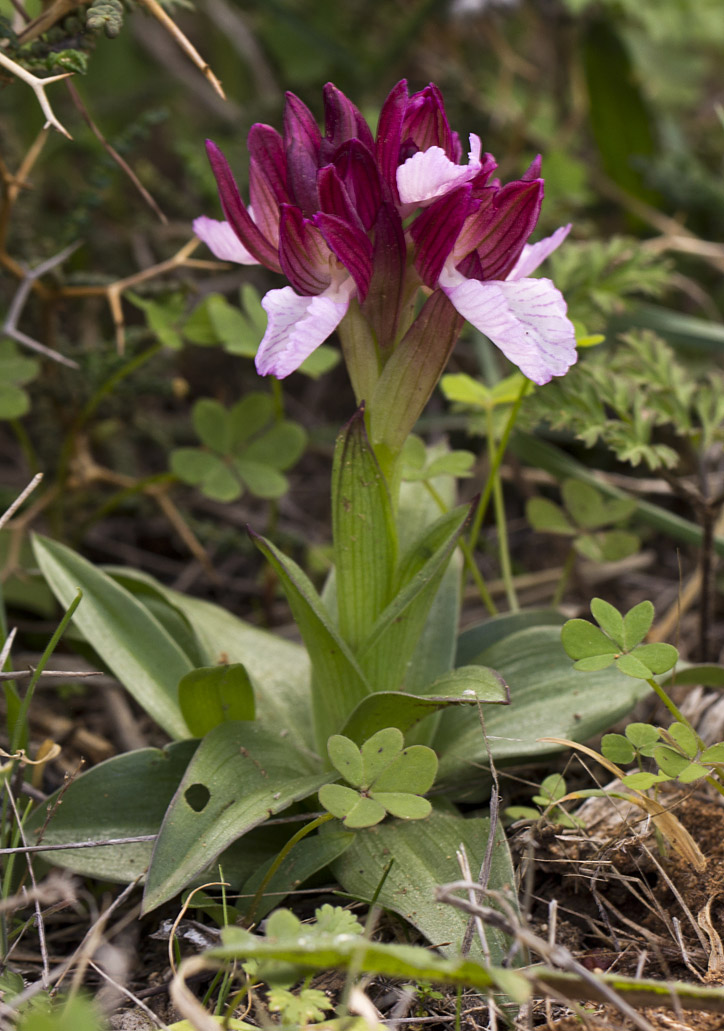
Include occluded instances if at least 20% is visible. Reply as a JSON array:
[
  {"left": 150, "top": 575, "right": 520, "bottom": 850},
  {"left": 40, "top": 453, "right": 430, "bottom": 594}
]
[
  {"left": 397, "top": 134, "right": 482, "bottom": 205},
  {"left": 404, "top": 84, "right": 459, "bottom": 159},
  {"left": 332, "top": 139, "right": 382, "bottom": 230},
  {"left": 507, "top": 224, "right": 571, "bottom": 281},
  {"left": 376, "top": 79, "right": 408, "bottom": 201},
  {"left": 192, "top": 216, "right": 260, "bottom": 265},
  {"left": 409, "top": 184, "right": 472, "bottom": 288},
  {"left": 256, "top": 281, "right": 354, "bottom": 378},
  {"left": 284, "top": 92, "right": 322, "bottom": 216},
  {"left": 278, "top": 205, "right": 332, "bottom": 296},
  {"left": 205, "top": 139, "right": 281, "bottom": 272},
  {"left": 439, "top": 264, "right": 577, "bottom": 384},
  {"left": 453, "top": 177, "right": 543, "bottom": 280},
  {"left": 314, "top": 211, "right": 373, "bottom": 300},
  {"left": 323, "top": 82, "right": 375, "bottom": 157}
]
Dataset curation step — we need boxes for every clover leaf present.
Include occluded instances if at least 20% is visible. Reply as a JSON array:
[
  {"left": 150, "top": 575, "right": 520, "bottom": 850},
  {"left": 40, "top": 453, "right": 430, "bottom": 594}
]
[
  {"left": 0, "top": 340, "right": 39, "bottom": 420},
  {"left": 562, "top": 599, "right": 678, "bottom": 679},
  {"left": 170, "top": 393, "right": 307, "bottom": 502},
  {"left": 526, "top": 478, "right": 639, "bottom": 564},
  {"left": 319, "top": 728, "right": 438, "bottom": 829}
]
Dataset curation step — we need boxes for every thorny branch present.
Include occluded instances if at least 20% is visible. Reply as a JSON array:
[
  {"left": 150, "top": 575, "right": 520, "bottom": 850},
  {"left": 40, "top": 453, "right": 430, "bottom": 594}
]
[
  {"left": 0, "top": 50, "right": 73, "bottom": 138},
  {"left": 2, "top": 243, "right": 81, "bottom": 367}
]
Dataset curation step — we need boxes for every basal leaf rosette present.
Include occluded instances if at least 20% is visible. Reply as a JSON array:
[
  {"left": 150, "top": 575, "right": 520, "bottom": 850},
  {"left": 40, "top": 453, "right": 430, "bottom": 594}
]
[{"left": 319, "top": 728, "right": 438, "bottom": 829}]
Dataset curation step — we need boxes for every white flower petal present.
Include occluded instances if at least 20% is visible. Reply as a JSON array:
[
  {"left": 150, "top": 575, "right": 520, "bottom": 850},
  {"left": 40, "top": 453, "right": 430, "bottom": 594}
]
[
  {"left": 256, "top": 280, "right": 354, "bottom": 378},
  {"left": 507, "top": 223, "right": 571, "bottom": 281},
  {"left": 439, "top": 264, "right": 577, "bottom": 384},
  {"left": 397, "top": 135, "right": 482, "bottom": 206},
  {"left": 193, "top": 216, "right": 259, "bottom": 265}
]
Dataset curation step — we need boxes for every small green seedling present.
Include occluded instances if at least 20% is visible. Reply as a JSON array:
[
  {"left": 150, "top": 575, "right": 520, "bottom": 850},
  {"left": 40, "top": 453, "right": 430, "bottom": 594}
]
[
  {"left": 318, "top": 728, "right": 438, "bottom": 829},
  {"left": 0, "top": 340, "right": 39, "bottom": 420},
  {"left": 170, "top": 393, "right": 307, "bottom": 502},
  {"left": 527, "top": 478, "right": 639, "bottom": 565},
  {"left": 561, "top": 598, "right": 678, "bottom": 679},
  {"left": 505, "top": 774, "right": 584, "bottom": 829},
  {"left": 401, "top": 434, "right": 475, "bottom": 483},
  {"left": 603, "top": 721, "right": 724, "bottom": 790}
]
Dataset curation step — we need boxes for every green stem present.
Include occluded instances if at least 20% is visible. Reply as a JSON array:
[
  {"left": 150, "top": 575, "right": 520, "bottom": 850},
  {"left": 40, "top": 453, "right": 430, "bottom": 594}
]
[
  {"left": 11, "top": 591, "right": 82, "bottom": 754},
  {"left": 245, "top": 811, "right": 334, "bottom": 927},
  {"left": 467, "top": 379, "right": 528, "bottom": 559},
  {"left": 486, "top": 408, "right": 518, "bottom": 612},
  {"left": 551, "top": 546, "right": 577, "bottom": 608},
  {"left": 645, "top": 677, "right": 702, "bottom": 749},
  {"left": 423, "top": 481, "right": 497, "bottom": 616}
]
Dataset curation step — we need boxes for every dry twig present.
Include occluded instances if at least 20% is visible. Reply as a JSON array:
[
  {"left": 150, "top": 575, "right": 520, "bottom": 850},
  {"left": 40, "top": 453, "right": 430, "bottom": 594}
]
[{"left": 0, "top": 50, "right": 73, "bottom": 137}]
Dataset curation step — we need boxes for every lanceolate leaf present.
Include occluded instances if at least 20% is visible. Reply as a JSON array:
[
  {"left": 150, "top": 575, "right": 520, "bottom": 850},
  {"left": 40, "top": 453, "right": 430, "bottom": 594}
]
[
  {"left": 331, "top": 810, "right": 518, "bottom": 965},
  {"left": 332, "top": 407, "right": 397, "bottom": 649},
  {"left": 143, "top": 722, "right": 330, "bottom": 913},
  {"left": 32, "top": 536, "right": 191, "bottom": 739},
  {"left": 356, "top": 504, "right": 469, "bottom": 693},
  {"left": 250, "top": 531, "right": 373, "bottom": 750}
]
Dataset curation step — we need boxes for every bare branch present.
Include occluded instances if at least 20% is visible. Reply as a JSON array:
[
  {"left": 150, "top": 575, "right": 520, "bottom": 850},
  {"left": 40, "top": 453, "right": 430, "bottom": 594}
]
[
  {"left": 136, "top": 0, "right": 226, "bottom": 100},
  {"left": 0, "top": 51, "right": 73, "bottom": 138},
  {"left": 0, "top": 473, "right": 43, "bottom": 531}
]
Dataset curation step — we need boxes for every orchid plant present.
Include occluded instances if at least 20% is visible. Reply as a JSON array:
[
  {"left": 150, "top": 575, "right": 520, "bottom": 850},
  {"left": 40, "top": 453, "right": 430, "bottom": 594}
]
[
  {"left": 194, "top": 80, "right": 577, "bottom": 477},
  {"left": 28, "top": 81, "right": 651, "bottom": 964}
]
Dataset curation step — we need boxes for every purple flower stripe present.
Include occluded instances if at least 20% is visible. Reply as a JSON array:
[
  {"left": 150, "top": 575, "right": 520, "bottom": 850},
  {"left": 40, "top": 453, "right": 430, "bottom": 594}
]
[
  {"left": 278, "top": 205, "right": 332, "bottom": 296},
  {"left": 323, "top": 82, "right": 375, "bottom": 157},
  {"left": 375, "top": 79, "right": 408, "bottom": 201},
  {"left": 315, "top": 212, "right": 373, "bottom": 300},
  {"left": 332, "top": 140, "right": 381, "bottom": 230},
  {"left": 410, "top": 185, "right": 472, "bottom": 288}
]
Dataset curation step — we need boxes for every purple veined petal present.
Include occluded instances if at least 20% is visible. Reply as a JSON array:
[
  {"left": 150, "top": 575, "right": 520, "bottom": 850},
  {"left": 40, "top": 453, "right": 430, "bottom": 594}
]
[
  {"left": 247, "top": 123, "right": 288, "bottom": 204},
  {"left": 322, "top": 82, "right": 375, "bottom": 158},
  {"left": 403, "top": 83, "right": 457, "bottom": 158},
  {"left": 332, "top": 139, "right": 382, "bottom": 230},
  {"left": 409, "top": 184, "right": 472, "bottom": 288},
  {"left": 284, "top": 92, "right": 322, "bottom": 216},
  {"left": 397, "top": 134, "right": 482, "bottom": 206},
  {"left": 314, "top": 211, "right": 373, "bottom": 300},
  {"left": 522, "top": 154, "right": 543, "bottom": 181},
  {"left": 205, "top": 140, "right": 281, "bottom": 272},
  {"left": 376, "top": 79, "right": 408, "bottom": 201},
  {"left": 249, "top": 158, "right": 282, "bottom": 247},
  {"left": 193, "top": 216, "right": 260, "bottom": 265},
  {"left": 455, "top": 177, "right": 544, "bottom": 281},
  {"left": 256, "top": 279, "right": 355, "bottom": 378},
  {"left": 507, "top": 224, "right": 572, "bottom": 281},
  {"left": 317, "top": 164, "right": 363, "bottom": 229},
  {"left": 362, "top": 201, "right": 406, "bottom": 348},
  {"left": 278, "top": 205, "right": 332, "bottom": 296},
  {"left": 439, "top": 262, "right": 577, "bottom": 384}
]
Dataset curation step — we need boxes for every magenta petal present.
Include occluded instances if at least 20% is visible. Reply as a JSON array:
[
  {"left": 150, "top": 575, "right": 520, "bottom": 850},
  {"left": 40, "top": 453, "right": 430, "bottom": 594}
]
[
  {"left": 332, "top": 140, "right": 381, "bottom": 230},
  {"left": 314, "top": 212, "right": 373, "bottom": 300},
  {"left": 376, "top": 79, "right": 408, "bottom": 201},
  {"left": 507, "top": 224, "right": 571, "bottom": 281},
  {"left": 522, "top": 154, "right": 543, "bottom": 181},
  {"left": 284, "top": 92, "right": 322, "bottom": 216},
  {"left": 440, "top": 265, "right": 577, "bottom": 384},
  {"left": 247, "top": 123, "right": 288, "bottom": 204},
  {"left": 278, "top": 205, "right": 332, "bottom": 296},
  {"left": 249, "top": 158, "right": 281, "bottom": 246},
  {"left": 256, "top": 282, "right": 353, "bottom": 378},
  {"left": 362, "top": 201, "right": 406, "bottom": 347},
  {"left": 458, "top": 178, "right": 544, "bottom": 281},
  {"left": 205, "top": 140, "right": 281, "bottom": 272},
  {"left": 323, "top": 82, "right": 375, "bottom": 156},
  {"left": 193, "top": 216, "right": 259, "bottom": 265},
  {"left": 317, "top": 164, "right": 364, "bottom": 230},
  {"left": 410, "top": 184, "right": 472, "bottom": 288},
  {"left": 404, "top": 84, "right": 457, "bottom": 159}
]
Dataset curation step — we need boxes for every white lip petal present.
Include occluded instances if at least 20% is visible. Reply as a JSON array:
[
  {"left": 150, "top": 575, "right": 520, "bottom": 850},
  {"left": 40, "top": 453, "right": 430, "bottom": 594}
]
[
  {"left": 396, "top": 136, "right": 482, "bottom": 206},
  {"left": 256, "top": 280, "right": 354, "bottom": 378},
  {"left": 439, "top": 264, "right": 577, "bottom": 384},
  {"left": 193, "top": 216, "right": 260, "bottom": 265},
  {"left": 507, "top": 223, "right": 571, "bottom": 281}
]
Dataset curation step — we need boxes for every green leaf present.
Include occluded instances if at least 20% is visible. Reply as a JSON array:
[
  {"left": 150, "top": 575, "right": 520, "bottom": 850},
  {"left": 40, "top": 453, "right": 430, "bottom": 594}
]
[
  {"left": 0, "top": 341, "right": 38, "bottom": 419},
  {"left": 561, "top": 618, "right": 618, "bottom": 660},
  {"left": 143, "top": 722, "right": 329, "bottom": 912},
  {"left": 526, "top": 498, "right": 576, "bottom": 535},
  {"left": 622, "top": 601, "right": 655, "bottom": 651},
  {"left": 361, "top": 727, "right": 404, "bottom": 784},
  {"left": 667, "top": 722, "right": 699, "bottom": 758},
  {"left": 233, "top": 459, "right": 287, "bottom": 500},
  {"left": 626, "top": 723, "right": 660, "bottom": 749},
  {"left": 590, "top": 598, "right": 625, "bottom": 648},
  {"left": 677, "top": 762, "right": 708, "bottom": 784},
  {"left": 332, "top": 811, "right": 518, "bottom": 964},
  {"left": 633, "top": 642, "right": 678, "bottom": 674},
  {"left": 178, "top": 664, "right": 255, "bottom": 736},
  {"left": 327, "top": 735, "right": 364, "bottom": 787},
  {"left": 169, "top": 447, "right": 216, "bottom": 485},
  {"left": 456, "top": 610, "right": 566, "bottom": 663},
  {"left": 601, "top": 733, "right": 635, "bottom": 764},
  {"left": 340, "top": 684, "right": 486, "bottom": 746},
  {"left": 244, "top": 421, "right": 307, "bottom": 470},
  {"left": 371, "top": 745, "right": 437, "bottom": 795},
  {"left": 198, "top": 457, "right": 242, "bottom": 502},
  {"left": 573, "top": 654, "right": 615, "bottom": 672},
  {"left": 342, "top": 795, "right": 388, "bottom": 828},
  {"left": 357, "top": 504, "right": 469, "bottom": 693},
  {"left": 597, "top": 530, "right": 640, "bottom": 562},
  {"left": 332, "top": 407, "right": 396, "bottom": 650},
  {"left": 701, "top": 743, "right": 724, "bottom": 763},
  {"left": 24, "top": 741, "right": 197, "bottom": 881},
  {"left": 562, "top": 480, "right": 611, "bottom": 530},
  {"left": 298, "top": 344, "right": 341, "bottom": 379},
  {"left": 653, "top": 745, "right": 690, "bottom": 777},
  {"left": 32, "top": 536, "right": 191, "bottom": 739},
  {"left": 538, "top": 774, "right": 567, "bottom": 802},
  {"left": 228, "top": 393, "right": 274, "bottom": 446},
  {"left": 319, "top": 783, "right": 362, "bottom": 819},
  {"left": 623, "top": 771, "right": 669, "bottom": 790},
  {"left": 250, "top": 531, "right": 372, "bottom": 750},
  {"left": 616, "top": 653, "right": 654, "bottom": 679},
  {"left": 193, "top": 398, "right": 231, "bottom": 452},
  {"left": 435, "top": 626, "right": 648, "bottom": 796},
  {"left": 370, "top": 793, "right": 431, "bottom": 820}
]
